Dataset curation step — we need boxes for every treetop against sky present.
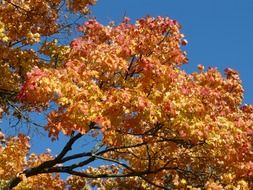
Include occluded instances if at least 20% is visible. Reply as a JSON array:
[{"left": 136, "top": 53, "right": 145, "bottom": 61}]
[{"left": 0, "top": 0, "right": 253, "bottom": 190}]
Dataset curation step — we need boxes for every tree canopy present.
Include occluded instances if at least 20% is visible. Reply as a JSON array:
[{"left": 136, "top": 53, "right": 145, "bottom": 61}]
[{"left": 0, "top": 1, "right": 252, "bottom": 189}]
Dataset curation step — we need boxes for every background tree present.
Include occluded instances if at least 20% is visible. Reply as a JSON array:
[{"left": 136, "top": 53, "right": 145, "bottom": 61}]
[{"left": 0, "top": 1, "right": 252, "bottom": 190}]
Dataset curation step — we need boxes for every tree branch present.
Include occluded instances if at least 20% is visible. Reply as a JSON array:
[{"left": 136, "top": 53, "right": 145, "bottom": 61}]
[{"left": 8, "top": 132, "right": 83, "bottom": 189}]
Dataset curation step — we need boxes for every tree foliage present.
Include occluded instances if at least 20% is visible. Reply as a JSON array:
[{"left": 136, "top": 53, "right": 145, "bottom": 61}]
[
  {"left": 0, "top": 0, "right": 95, "bottom": 115},
  {"left": 0, "top": 1, "right": 252, "bottom": 190}
]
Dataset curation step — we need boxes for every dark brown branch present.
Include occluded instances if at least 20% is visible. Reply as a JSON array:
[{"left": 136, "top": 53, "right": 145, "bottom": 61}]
[
  {"left": 6, "top": 0, "right": 29, "bottom": 13},
  {"left": 125, "top": 55, "right": 136, "bottom": 80},
  {"left": 7, "top": 126, "right": 189, "bottom": 190},
  {"left": 8, "top": 133, "right": 83, "bottom": 189},
  {"left": 43, "top": 163, "right": 177, "bottom": 179},
  {"left": 42, "top": 155, "right": 177, "bottom": 190},
  {"left": 55, "top": 132, "right": 83, "bottom": 160},
  {"left": 61, "top": 152, "right": 92, "bottom": 163}
]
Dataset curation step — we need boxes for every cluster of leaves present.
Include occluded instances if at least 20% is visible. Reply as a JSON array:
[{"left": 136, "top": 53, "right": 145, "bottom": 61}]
[
  {"left": 15, "top": 16, "right": 253, "bottom": 189},
  {"left": 0, "top": 132, "right": 65, "bottom": 189},
  {"left": 0, "top": 0, "right": 95, "bottom": 116}
]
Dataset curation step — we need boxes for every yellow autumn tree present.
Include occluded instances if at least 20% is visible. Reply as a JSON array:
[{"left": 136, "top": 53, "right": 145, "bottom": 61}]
[
  {"left": 0, "top": 0, "right": 95, "bottom": 118},
  {"left": 0, "top": 1, "right": 252, "bottom": 190}
]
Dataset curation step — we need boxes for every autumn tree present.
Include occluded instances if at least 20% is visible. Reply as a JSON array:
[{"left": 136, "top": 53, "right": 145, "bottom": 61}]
[
  {"left": 0, "top": 0, "right": 95, "bottom": 120},
  {"left": 0, "top": 1, "right": 252, "bottom": 190}
]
